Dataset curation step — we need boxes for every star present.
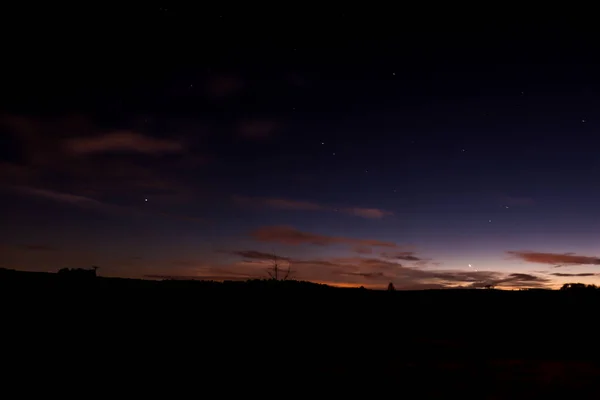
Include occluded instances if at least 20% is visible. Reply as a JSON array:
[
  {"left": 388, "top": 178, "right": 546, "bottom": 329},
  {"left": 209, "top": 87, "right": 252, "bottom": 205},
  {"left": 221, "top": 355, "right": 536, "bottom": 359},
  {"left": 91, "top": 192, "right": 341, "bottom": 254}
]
[
  {"left": 505, "top": 206, "right": 509, "bottom": 209},
  {"left": 332, "top": 153, "right": 336, "bottom": 156},
  {"left": 392, "top": 72, "right": 396, "bottom": 76},
  {"left": 468, "top": 264, "right": 472, "bottom": 268},
  {"left": 582, "top": 119, "right": 586, "bottom": 123},
  {"left": 488, "top": 219, "right": 492, "bottom": 223},
  {"left": 145, "top": 198, "right": 148, "bottom": 202},
  {"left": 461, "top": 149, "right": 465, "bottom": 152},
  {"left": 321, "top": 142, "right": 324, "bottom": 145}
]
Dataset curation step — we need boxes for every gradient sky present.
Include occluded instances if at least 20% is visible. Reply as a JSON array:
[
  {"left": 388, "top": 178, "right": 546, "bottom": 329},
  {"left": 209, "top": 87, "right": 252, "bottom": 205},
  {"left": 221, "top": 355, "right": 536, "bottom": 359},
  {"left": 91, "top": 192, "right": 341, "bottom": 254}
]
[{"left": 1, "top": 10, "right": 599, "bottom": 289}]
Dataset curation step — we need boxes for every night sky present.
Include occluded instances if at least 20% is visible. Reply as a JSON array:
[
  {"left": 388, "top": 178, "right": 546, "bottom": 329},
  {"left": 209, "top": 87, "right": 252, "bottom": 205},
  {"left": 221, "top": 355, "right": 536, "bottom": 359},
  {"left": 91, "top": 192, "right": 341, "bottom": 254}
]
[{"left": 1, "top": 9, "right": 599, "bottom": 289}]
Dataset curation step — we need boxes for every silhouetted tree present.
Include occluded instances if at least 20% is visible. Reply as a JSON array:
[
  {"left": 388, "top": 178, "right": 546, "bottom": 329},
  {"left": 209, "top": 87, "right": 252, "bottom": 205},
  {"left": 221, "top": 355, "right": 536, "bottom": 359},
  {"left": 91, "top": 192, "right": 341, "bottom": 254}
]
[
  {"left": 387, "top": 282, "right": 396, "bottom": 291},
  {"left": 560, "top": 283, "right": 598, "bottom": 291},
  {"left": 266, "top": 254, "right": 293, "bottom": 281},
  {"left": 484, "top": 284, "right": 495, "bottom": 290}
]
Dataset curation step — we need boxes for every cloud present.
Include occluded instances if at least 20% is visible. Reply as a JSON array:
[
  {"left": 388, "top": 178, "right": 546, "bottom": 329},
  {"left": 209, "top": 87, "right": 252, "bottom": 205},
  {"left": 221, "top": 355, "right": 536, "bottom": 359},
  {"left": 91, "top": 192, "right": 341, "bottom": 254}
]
[
  {"left": 230, "top": 250, "right": 290, "bottom": 262},
  {"left": 238, "top": 120, "right": 278, "bottom": 139},
  {"left": 467, "top": 273, "right": 550, "bottom": 289},
  {"left": 0, "top": 114, "right": 198, "bottom": 203},
  {"left": 233, "top": 196, "right": 323, "bottom": 211},
  {"left": 15, "top": 187, "right": 106, "bottom": 208},
  {"left": 342, "top": 208, "right": 393, "bottom": 219},
  {"left": 341, "top": 271, "right": 385, "bottom": 279},
  {"left": 381, "top": 251, "right": 421, "bottom": 261},
  {"left": 251, "top": 226, "right": 398, "bottom": 248},
  {"left": 508, "top": 251, "right": 600, "bottom": 266},
  {"left": 234, "top": 196, "right": 393, "bottom": 219},
  {"left": 293, "top": 256, "right": 549, "bottom": 290},
  {"left": 10, "top": 186, "right": 206, "bottom": 225},
  {"left": 550, "top": 273, "right": 597, "bottom": 277},
  {"left": 64, "top": 131, "right": 183, "bottom": 155},
  {"left": 19, "top": 244, "right": 59, "bottom": 252},
  {"left": 151, "top": 251, "right": 551, "bottom": 290},
  {"left": 353, "top": 246, "right": 373, "bottom": 255},
  {"left": 206, "top": 75, "right": 243, "bottom": 98}
]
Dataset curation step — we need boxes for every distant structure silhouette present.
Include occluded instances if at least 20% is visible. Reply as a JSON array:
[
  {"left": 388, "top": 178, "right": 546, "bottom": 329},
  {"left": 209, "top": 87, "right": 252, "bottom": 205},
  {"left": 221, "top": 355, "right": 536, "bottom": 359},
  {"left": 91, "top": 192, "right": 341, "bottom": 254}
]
[
  {"left": 484, "top": 284, "right": 495, "bottom": 289},
  {"left": 387, "top": 282, "right": 396, "bottom": 291}
]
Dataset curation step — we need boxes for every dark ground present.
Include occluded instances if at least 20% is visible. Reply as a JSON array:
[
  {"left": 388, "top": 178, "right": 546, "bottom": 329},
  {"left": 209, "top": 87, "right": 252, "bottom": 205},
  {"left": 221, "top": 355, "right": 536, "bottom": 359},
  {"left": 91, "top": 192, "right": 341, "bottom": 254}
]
[{"left": 2, "top": 268, "right": 599, "bottom": 397}]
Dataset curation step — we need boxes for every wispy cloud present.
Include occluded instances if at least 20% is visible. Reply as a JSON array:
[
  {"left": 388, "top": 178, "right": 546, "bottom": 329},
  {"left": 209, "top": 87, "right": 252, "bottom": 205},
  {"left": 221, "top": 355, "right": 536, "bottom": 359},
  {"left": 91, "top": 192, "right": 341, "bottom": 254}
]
[
  {"left": 10, "top": 186, "right": 205, "bottom": 224},
  {"left": 238, "top": 119, "right": 278, "bottom": 139},
  {"left": 64, "top": 131, "right": 183, "bottom": 155},
  {"left": 235, "top": 196, "right": 393, "bottom": 219},
  {"left": 229, "top": 250, "right": 290, "bottom": 261},
  {"left": 342, "top": 208, "right": 393, "bottom": 219},
  {"left": 205, "top": 74, "right": 244, "bottom": 98},
  {"left": 18, "top": 244, "right": 59, "bottom": 252},
  {"left": 381, "top": 251, "right": 421, "bottom": 261},
  {"left": 353, "top": 246, "right": 373, "bottom": 255},
  {"left": 16, "top": 187, "right": 107, "bottom": 208},
  {"left": 550, "top": 272, "right": 597, "bottom": 277},
  {"left": 251, "top": 226, "right": 398, "bottom": 248},
  {"left": 233, "top": 196, "right": 323, "bottom": 211},
  {"left": 508, "top": 251, "right": 600, "bottom": 267},
  {"left": 467, "top": 273, "right": 550, "bottom": 289}
]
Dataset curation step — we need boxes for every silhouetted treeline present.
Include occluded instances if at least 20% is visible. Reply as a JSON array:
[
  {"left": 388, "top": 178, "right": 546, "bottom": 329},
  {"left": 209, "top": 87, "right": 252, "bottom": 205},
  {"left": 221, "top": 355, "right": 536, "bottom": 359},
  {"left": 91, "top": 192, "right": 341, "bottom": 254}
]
[
  {"left": 2, "top": 267, "right": 600, "bottom": 396},
  {"left": 561, "top": 282, "right": 599, "bottom": 291}
]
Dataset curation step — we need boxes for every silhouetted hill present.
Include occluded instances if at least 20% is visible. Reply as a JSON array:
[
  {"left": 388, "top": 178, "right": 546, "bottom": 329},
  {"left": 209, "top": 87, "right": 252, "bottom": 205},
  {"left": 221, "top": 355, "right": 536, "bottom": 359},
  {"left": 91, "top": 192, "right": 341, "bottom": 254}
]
[{"left": 2, "top": 268, "right": 600, "bottom": 396}]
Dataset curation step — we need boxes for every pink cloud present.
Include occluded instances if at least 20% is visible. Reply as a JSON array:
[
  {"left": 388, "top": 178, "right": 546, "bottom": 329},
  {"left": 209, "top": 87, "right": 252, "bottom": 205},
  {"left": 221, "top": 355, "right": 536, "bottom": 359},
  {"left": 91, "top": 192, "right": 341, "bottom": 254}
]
[
  {"left": 342, "top": 207, "right": 394, "bottom": 219},
  {"left": 64, "top": 131, "right": 183, "bottom": 155},
  {"left": 251, "top": 225, "right": 397, "bottom": 248},
  {"left": 507, "top": 251, "right": 600, "bottom": 266},
  {"left": 234, "top": 196, "right": 392, "bottom": 219}
]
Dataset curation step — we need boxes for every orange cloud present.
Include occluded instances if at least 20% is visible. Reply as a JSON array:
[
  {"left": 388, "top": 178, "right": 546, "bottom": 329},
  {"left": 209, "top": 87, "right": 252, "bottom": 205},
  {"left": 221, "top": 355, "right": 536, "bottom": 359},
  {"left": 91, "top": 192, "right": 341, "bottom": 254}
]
[
  {"left": 353, "top": 246, "right": 373, "bottom": 255},
  {"left": 65, "top": 131, "right": 183, "bottom": 155},
  {"left": 251, "top": 226, "right": 398, "bottom": 248},
  {"left": 508, "top": 251, "right": 600, "bottom": 266}
]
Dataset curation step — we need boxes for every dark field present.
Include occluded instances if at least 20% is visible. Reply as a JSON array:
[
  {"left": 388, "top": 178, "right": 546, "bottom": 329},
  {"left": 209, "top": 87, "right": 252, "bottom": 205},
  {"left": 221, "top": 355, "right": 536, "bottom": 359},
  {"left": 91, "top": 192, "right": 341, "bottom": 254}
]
[{"left": 2, "top": 268, "right": 600, "bottom": 397}]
